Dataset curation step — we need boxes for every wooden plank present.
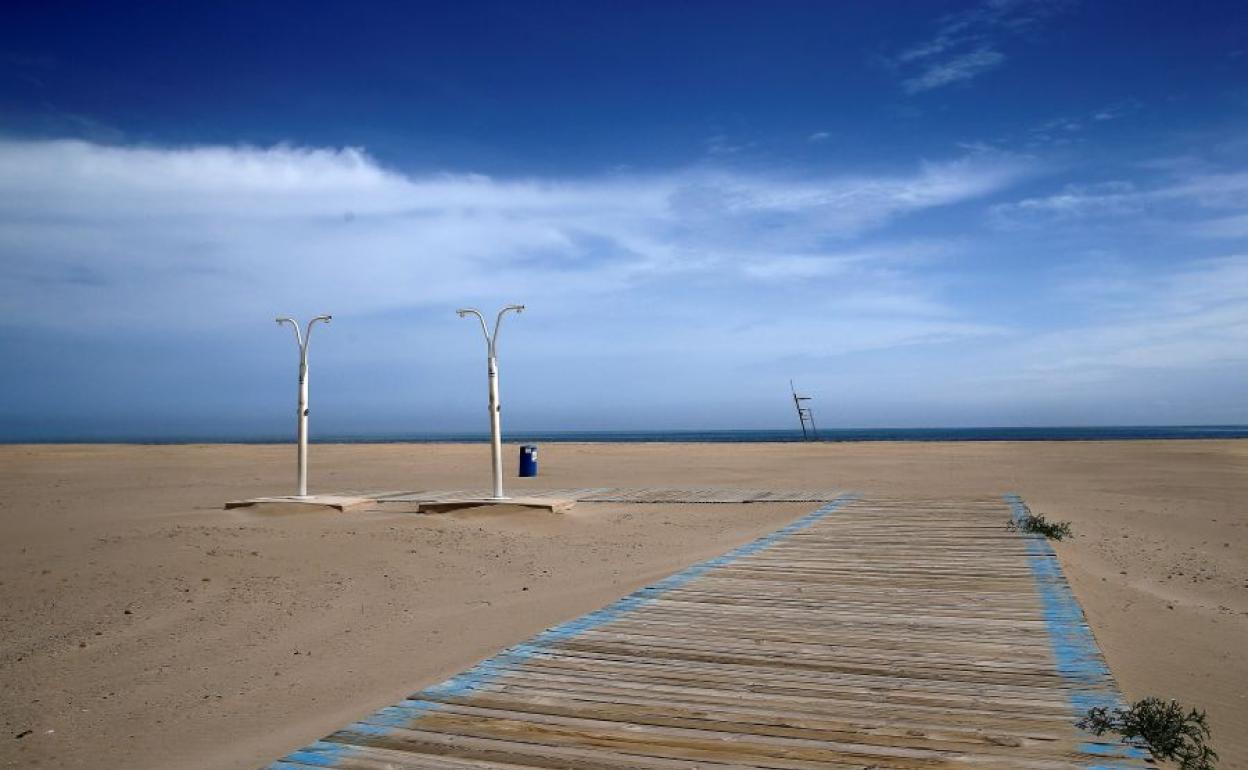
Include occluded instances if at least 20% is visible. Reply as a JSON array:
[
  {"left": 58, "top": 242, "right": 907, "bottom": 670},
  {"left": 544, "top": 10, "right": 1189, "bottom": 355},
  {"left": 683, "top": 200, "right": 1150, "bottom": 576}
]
[
  {"left": 416, "top": 497, "right": 576, "bottom": 514},
  {"left": 264, "top": 494, "right": 1156, "bottom": 770}
]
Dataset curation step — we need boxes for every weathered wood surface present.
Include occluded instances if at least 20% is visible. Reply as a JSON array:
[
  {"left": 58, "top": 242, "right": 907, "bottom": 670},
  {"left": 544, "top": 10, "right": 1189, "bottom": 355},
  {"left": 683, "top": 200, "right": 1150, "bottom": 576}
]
[
  {"left": 224, "top": 494, "right": 373, "bottom": 511},
  {"left": 265, "top": 494, "right": 1153, "bottom": 770},
  {"left": 376, "top": 487, "right": 845, "bottom": 504},
  {"left": 416, "top": 497, "right": 577, "bottom": 514}
]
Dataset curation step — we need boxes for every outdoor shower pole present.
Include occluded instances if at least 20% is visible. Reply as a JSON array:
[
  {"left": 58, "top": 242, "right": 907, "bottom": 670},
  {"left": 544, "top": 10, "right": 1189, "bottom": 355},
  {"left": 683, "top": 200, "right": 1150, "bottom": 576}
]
[
  {"left": 487, "top": 352, "right": 503, "bottom": 496},
  {"left": 276, "top": 314, "right": 332, "bottom": 497},
  {"left": 457, "top": 305, "right": 525, "bottom": 499}
]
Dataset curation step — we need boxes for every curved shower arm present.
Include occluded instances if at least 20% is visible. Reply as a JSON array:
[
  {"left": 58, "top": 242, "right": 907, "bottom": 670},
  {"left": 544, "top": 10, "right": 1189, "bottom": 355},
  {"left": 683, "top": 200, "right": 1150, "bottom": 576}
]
[
  {"left": 275, "top": 316, "right": 304, "bottom": 349},
  {"left": 457, "top": 308, "right": 492, "bottom": 352},
  {"left": 490, "top": 305, "right": 525, "bottom": 357},
  {"left": 304, "top": 314, "right": 332, "bottom": 349}
]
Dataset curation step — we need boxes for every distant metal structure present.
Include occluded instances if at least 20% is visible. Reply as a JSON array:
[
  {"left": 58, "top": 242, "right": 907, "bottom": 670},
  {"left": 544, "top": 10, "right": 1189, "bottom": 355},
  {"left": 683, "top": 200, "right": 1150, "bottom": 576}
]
[
  {"left": 790, "top": 379, "right": 817, "bottom": 440},
  {"left": 457, "top": 304, "right": 525, "bottom": 500},
  {"left": 275, "top": 314, "right": 332, "bottom": 497}
]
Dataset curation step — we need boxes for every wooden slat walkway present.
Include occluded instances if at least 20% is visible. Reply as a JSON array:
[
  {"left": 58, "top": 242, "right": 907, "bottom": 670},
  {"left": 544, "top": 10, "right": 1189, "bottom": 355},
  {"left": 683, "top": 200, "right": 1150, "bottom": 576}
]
[
  {"left": 266, "top": 494, "right": 1154, "bottom": 770},
  {"left": 375, "top": 487, "right": 845, "bottom": 504}
]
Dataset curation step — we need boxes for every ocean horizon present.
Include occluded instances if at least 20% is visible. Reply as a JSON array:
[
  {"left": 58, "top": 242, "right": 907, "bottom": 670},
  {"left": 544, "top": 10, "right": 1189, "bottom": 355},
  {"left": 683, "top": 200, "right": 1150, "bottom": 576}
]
[{"left": 4, "top": 425, "right": 1248, "bottom": 445}]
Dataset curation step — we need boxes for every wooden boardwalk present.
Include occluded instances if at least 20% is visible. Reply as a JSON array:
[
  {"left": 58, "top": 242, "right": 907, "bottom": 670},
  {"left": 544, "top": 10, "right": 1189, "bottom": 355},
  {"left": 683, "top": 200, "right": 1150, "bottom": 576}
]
[{"left": 267, "top": 494, "right": 1154, "bottom": 770}]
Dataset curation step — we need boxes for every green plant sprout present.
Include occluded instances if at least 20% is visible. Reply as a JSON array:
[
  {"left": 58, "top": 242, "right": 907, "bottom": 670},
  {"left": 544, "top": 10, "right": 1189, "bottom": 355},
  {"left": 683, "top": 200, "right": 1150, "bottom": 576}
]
[
  {"left": 1006, "top": 502, "right": 1073, "bottom": 540},
  {"left": 1078, "top": 697, "right": 1218, "bottom": 770}
]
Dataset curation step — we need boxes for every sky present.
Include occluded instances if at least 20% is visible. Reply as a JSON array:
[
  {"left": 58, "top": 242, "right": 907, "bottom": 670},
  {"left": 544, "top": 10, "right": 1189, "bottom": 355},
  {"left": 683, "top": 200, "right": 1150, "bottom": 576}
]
[{"left": 1, "top": 0, "right": 1247, "bottom": 439}]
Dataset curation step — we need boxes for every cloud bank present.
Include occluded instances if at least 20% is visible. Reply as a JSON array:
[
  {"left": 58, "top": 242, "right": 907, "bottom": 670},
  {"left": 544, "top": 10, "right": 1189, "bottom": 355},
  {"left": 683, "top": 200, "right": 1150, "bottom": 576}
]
[
  {"left": 0, "top": 139, "right": 1025, "bottom": 334},
  {"left": 2, "top": 137, "right": 1246, "bottom": 433}
]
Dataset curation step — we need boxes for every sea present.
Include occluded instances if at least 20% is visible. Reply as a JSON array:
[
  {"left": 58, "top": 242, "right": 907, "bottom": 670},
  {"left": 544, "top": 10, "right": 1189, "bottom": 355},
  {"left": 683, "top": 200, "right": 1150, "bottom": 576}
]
[
  {"left": 320, "top": 426, "right": 1248, "bottom": 443},
  {"left": 8, "top": 425, "right": 1248, "bottom": 444}
]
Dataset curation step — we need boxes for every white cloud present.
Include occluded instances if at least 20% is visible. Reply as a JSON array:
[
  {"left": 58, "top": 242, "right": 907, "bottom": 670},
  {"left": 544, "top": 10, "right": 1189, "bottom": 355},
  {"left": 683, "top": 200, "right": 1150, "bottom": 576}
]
[
  {"left": 990, "top": 180, "right": 1142, "bottom": 221},
  {"left": 1012, "top": 255, "right": 1248, "bottom": 378},
  {"left": 990, "top": 171, "right": 1248, "bottom": 227},
  {"left": 705, "top": 134, "right": 754, "bottom": 156},
  {"left": 741, "top": 241, "right": 952, "bottom": 282},
  {"left": 1195, "top": 213, "right": 1248, "bottom": 239},
  {"left": 741, "top": 254, "right": 858, "bottom": 281},
  {"left": 892, "top": 0, "right": 1068, "bottom": 94},
  {"left": 903, "top": 49, "right": 1006, "bottom": 93},
  {"left": 0, "top": 139, "right": 1027, "bottom": 337}
]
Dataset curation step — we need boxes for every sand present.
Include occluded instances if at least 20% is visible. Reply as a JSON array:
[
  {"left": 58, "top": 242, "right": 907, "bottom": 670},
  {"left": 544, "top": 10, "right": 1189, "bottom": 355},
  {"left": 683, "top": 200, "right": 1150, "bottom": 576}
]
[{"left": 1, "top": 441, "right": 1245, "bottom": 770}]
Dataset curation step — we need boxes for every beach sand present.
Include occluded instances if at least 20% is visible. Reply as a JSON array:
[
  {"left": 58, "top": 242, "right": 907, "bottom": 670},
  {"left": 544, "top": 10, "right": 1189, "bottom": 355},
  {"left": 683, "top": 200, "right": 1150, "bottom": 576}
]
[{"left": 1, "top": 441, "right": 1245, "bottom": 770}]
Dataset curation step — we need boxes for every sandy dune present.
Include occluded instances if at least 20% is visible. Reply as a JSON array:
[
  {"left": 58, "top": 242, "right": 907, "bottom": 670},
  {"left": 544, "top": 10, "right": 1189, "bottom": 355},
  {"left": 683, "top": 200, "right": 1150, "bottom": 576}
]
[{"left": 1, "top": 441, "right": 1245, "bottom": 769}]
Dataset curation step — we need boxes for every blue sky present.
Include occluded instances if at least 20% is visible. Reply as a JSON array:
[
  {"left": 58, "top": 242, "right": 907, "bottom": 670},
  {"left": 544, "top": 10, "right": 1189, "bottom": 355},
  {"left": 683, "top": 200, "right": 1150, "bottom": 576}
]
[{"left": 2, "top": 0, "right": 1247, "bottom": 438}]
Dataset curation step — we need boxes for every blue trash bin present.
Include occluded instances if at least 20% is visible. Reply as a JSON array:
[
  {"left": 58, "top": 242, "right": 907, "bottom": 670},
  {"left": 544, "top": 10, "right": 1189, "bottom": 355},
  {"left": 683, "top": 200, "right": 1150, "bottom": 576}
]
[{"left": 518, "top": 444, "right": 538, "bottom": 477}]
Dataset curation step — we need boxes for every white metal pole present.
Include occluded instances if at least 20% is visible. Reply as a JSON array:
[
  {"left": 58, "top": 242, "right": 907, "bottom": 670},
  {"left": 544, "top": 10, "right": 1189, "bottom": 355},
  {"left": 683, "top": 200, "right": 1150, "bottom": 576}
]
[
  {"left": 488, "top": 355, "right": 503, "bottom": 499},
  {"left": 457, "top": 305, "right": 524, "bottom": 501},
  {"left": 276, "top": 315, "right": 330, "bottom": 499},
  {"left": 296, "top": 350, "right": 309, "bottom": 497}
]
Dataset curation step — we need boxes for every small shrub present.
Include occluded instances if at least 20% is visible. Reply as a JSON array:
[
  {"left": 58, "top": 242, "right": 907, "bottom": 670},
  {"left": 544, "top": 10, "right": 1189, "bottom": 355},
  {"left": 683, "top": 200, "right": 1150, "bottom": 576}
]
[
  {"left": 1077, "top": 697, "right": 1218, "bottom": 770},
  {"left": 1006, "top": 502, "right": 1072, "bottom": 540}
]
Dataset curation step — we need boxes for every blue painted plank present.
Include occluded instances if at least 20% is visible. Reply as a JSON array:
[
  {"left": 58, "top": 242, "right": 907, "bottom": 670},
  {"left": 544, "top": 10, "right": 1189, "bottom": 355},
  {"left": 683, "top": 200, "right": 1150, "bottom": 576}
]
[{"left": 1006, "top": 493, "right": 1154, "bottom": 767}]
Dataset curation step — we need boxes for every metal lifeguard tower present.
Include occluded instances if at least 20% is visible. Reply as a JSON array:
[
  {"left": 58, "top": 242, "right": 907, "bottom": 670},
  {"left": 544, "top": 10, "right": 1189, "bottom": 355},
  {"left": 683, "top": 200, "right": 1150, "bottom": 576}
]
[{"left": 790, "top": 379, "right": 817, "bottom": 440}]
